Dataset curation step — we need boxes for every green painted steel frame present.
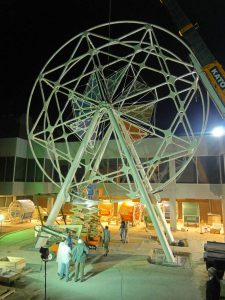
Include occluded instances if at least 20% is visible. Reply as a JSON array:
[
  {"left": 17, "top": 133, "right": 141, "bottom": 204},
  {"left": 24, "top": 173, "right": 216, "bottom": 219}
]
[{"left": 108, "top": 108, "right": 175, "bottom": 263}]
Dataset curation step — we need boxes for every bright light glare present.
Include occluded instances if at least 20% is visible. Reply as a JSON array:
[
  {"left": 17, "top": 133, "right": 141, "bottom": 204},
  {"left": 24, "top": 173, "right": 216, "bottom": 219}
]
[
  {"left": 211, "top": 126, "right": 225, "bottom": 137},
  {"left": 0, "top": 214, "right": 4, "bottom": 222}
]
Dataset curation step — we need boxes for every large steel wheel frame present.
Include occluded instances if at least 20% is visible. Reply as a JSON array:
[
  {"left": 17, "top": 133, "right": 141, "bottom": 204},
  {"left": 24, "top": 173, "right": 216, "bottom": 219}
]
[{"left": 27, "top": 21, "right": 209, "bottom": 262}]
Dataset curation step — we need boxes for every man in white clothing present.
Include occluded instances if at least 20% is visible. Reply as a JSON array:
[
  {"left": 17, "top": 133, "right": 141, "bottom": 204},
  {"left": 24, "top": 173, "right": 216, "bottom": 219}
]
[
  {"left": 59, "top": 240, "right": 71, "bottom": 282},
  {"left": 56, "top": 238, "right": 65, "bottom": 276}
]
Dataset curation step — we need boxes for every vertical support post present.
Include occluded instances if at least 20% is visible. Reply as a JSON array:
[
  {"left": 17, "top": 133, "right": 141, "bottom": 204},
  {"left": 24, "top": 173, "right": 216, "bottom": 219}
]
[
  {"left": 44, "top": 260, "right": 47, "bottom": 300},
  {"left": 154, "top": 197, "right": 175, "bottom": 243},
  {"left": 35, "top": 110, "right": 102, "bottom": 248},
  {"left": 221, "top": 198, "right": 225, "bottom": 239},
  {"left": 169, "top": 160, "right": 177, "bottom": 231},
  {"left": 222, "top": 153, "right": 225, "bottom": 239},
  {"left": 108, "top": 109, "right": 175, "bottom": 263},
  {"left": 47, "top": 197, "right": 54, "bottom": 215}
]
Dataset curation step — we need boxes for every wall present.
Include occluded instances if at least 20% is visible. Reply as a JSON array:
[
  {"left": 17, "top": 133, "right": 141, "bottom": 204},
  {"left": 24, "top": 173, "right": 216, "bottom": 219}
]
[{"left": 0, "top": 136, "right": 224, "bottom": 202}]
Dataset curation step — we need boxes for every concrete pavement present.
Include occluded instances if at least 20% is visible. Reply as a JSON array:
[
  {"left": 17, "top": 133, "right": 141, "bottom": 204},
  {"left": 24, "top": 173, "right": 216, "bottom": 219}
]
[{"left": 0, "top": 222, "right": 223, "bottom": 299}]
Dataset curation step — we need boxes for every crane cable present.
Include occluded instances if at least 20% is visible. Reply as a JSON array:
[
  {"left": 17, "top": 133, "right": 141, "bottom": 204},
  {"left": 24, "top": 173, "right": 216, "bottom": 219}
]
[{"left": 108, "top": 0, "right": 112, "bottom": 62}]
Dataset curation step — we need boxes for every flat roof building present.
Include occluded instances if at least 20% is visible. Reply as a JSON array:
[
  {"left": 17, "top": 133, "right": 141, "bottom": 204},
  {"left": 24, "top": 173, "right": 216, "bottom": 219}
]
[{"left": 0, "top": 135, "right": 225, "bottom": 231}]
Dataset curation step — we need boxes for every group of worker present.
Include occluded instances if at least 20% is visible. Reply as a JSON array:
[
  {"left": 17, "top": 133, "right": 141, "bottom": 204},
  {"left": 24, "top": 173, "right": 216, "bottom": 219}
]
[
  {"left": 56, "top": 221, "right": 129, "bottom": 283},
  {"left": 56, "top": 234, "right": 89, "bottom": 283},
  {"left": 53, "top": 220, "right": 222, "bottom": 299}
]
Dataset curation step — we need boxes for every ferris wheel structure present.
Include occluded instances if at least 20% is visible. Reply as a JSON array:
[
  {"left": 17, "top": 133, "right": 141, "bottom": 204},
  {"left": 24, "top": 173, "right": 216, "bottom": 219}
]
[{"left": 27, "top": 21, "right": 209, "bottom": 262}]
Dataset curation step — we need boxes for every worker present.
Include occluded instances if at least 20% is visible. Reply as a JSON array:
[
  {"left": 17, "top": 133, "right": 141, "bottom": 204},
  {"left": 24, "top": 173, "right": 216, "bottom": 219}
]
[
  {"left": 66, "top": 231, "right": 73, "bottom": 249},
  {"left": 59, "top": 239, "right": 71, "bottom": 282},
  {"left": 56, "top": 237, "right": 65, "bottom": 276},
  {"left": 206, "top": 267, "right": 220, "bottom": 300},
  {"left": 119, "top": 220, "right": 125, "bottom": 242},
  {"left": 103, "top": 226, "right": 111, "bottom": 256},
  {"left": 72, "top": 238, "right": 89, "bottom": 282},
  {"left": 124, "top": 221, "right": 129, "bottom": 243}
]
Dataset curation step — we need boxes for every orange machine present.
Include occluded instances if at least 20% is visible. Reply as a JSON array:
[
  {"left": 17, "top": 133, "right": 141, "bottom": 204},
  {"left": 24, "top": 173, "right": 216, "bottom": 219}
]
[{"left": 119, "top": 202, "right": 144, "bottom": 224}]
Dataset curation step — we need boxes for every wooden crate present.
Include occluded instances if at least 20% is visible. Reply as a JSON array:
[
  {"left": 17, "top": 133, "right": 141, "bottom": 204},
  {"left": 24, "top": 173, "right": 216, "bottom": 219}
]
[
  {"left": 0, "top": 285, "right": 15, "bottom": 299},
  {"left": 0, "top": 257, "right": 26, "bottom": 272},
  {"left": 210, "top": 228, "right": 221, "bottom": 234},
  {"left": 208, "top": 214, "right": 221, "bottom": 225}
]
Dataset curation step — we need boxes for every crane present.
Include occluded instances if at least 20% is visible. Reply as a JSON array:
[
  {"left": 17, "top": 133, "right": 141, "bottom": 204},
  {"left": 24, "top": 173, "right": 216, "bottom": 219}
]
[{"left": 160, "top": 0, "right": 225, "bottom": 119}]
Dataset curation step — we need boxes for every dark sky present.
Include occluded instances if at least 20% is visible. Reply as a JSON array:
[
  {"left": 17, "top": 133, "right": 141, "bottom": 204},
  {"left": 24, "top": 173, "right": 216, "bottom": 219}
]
[{"left": 1, "top": 0, "right": 225, "bottom": 131}]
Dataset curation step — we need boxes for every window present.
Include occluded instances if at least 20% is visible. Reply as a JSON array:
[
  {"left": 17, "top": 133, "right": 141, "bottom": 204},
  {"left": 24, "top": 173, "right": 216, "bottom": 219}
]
[
  {"left": 35, "top": 159, "right": 44, "bottom": 182},
  {"left": 147, "top": 158, "right": 159, "bottom": 183},
  {"left": 60, "top": 160, "right": 69, "bottom": 178},
  {"left": 159, "top": 162, "right": 169, "bottom": 183},
  {"left": 99, "top": 159, "right": 108, "bottom": 175},
  {"left": 149, "top": 167, "right": 158, "bottom": 183},
  {"left": 108, "top": 158, "right": 119, "bottom": 182},
  {"left": 197, "top": 156, "right": 220, "bottom": 184},
  {"left": 44, "top": 159, "right": 52, "bottom": 182},
  {"left": 14, "top": 157, "right": 26, "bottom": 181},
  {"left": 108, "top": 159, "right": 118, "bottom": 173},
  {"left": 220, "top": 155, "right": 225, "bottom": 184},
  {"left": 26, "top": 159, "right": 36, "bottom": 182},
  {"left": 5, "top": 157, "right": 15, "bottom": 182},
  {"left": 0, "top": 157, "right": 6, "bottom": 181},
  {"left": 176, "top": 157, "right": 197, "bottom": 183},
  {"left": 75, "top": 160, "right": 85, "bottom": 182},
  {"left": 53, "top": 167, "right": 60, "bottom": 183},
  {"left": 117, "top": 158, "right": 127, "bottom": 183}
]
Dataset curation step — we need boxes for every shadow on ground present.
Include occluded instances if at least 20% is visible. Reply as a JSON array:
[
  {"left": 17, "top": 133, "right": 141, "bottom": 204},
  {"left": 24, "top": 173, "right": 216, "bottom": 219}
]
[{"left": 84, "top": 253, "right": 132, "bottom": 281}]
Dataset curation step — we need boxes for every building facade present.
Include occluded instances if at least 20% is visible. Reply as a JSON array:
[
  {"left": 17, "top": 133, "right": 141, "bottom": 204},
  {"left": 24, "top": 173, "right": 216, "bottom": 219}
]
[{"left": 0, "top": 135, "right": 225, "bottom": 230}]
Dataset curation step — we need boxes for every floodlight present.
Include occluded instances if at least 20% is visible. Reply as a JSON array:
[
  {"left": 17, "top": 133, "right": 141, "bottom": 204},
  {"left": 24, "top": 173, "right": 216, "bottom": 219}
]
[
  {"left": 39, "top": 247, "right": 49, "bottom": 260},
  {"left": 211, "top": 126, "right": 225, "bottom": 137}
]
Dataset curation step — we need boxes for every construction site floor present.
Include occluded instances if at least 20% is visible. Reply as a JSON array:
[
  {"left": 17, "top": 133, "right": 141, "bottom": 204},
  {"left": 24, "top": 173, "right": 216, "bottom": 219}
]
[{"left": 0, "top": 222, "right": 225, "bottom": 300}]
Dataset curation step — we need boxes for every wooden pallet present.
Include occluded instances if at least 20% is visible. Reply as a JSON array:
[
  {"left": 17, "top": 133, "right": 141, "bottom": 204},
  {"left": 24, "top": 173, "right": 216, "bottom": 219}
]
[
  {"left": 0, "top": 268, "right": 32, "bottom": 284},
  {"left": 0, "top": 285, "right": 15, "bottom": 300}
]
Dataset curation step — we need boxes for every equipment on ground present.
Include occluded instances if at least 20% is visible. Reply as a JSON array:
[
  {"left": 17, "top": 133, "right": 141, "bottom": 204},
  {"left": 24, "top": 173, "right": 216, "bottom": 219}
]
[
  {"left": 8, "top": 200, "right": 35, "bottom": 223},
  {"left": 204, "top": 241, "right": 225, "bottom": 279},
  {"left": 119, "top": 202, "right": 144, "bottom": 225},
  {"left": 0, "top": 256, "right": 31, "bottom": 285},
  {"left": 0, "top": 285, "right": 15, "bottom": 299},
  {"left": 34, "top": 224, "right": 99, "bottom": 260}
]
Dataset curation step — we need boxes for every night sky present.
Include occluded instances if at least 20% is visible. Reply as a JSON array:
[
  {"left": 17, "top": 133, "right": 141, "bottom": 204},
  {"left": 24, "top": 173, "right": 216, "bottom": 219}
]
[{"left": 1, "top": 0, "right": 225, "bottom": 133}]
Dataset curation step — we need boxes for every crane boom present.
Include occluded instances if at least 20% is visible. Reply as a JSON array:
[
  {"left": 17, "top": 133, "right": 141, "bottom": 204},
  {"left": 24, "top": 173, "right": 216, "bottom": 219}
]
[{"left": 161, "top": 0, "right": 225, "bottom": 118}]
